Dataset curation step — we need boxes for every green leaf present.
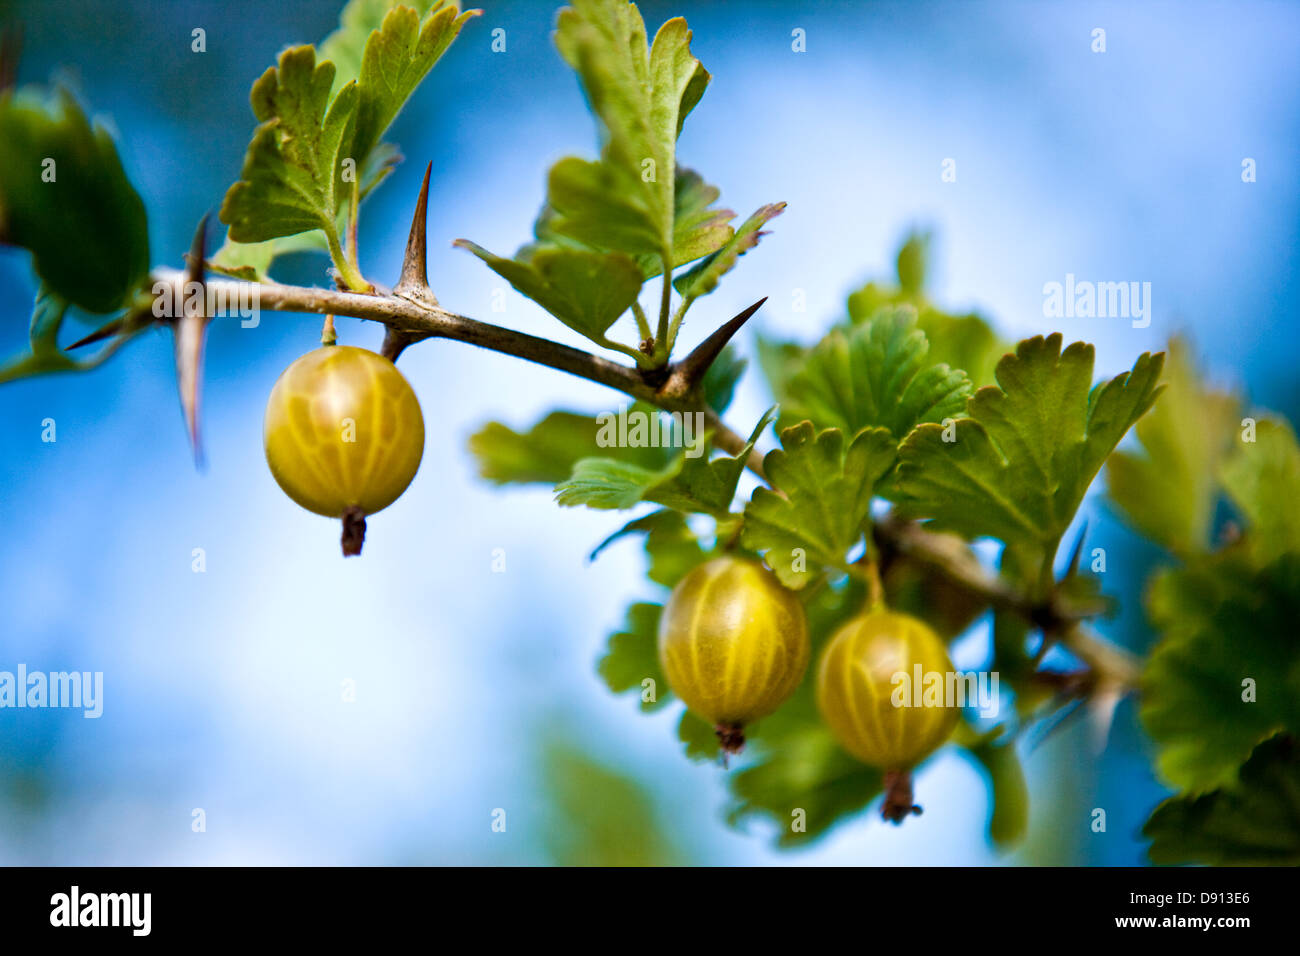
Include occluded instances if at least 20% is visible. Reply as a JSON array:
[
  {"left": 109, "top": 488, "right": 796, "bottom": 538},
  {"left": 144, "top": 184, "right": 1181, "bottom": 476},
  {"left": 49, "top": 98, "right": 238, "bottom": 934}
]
[
  {"left": 541, "top": 741, "right": 686, "bottom": 865},
  {"left": 589, "top": 509, "right": 711, "bottom": 588},
  {"left": 647, "top": 166, "right": 735, "bottom": 276},
  {"left": 320, "top": 0, "right": 440, "bottom": 88},
  {"left": 967, "top": 738, "right": 1030, "bottom": 848},
  {"left": 467, "top": 406, "right": 673, "bottom": 485},
  {"left": 843, "top": 233, "right": 1006, "bottom": 389},
  {"left": 1106, "top": 338, "right": 1239, "bottom": 556},
  {"left": 783, "top": 307, "right": 972, "bottom": 441},
  {"left": 533, "top": 165, "right": 733, "bottom": 279},
  {"left": 1221, "top": 418, "right": 1300, "bottom": 565},
  {"left": 597, "top": 602, "right": 669, "bottom": 712},
  {"left": 0, "top": 87, "right": 149, "bottom": 314},
  {"left": 679, "top": 709, "right": 721, "bottom": 761},
  {"left": 1144, "top": 733, "right": 1300, "bottom": 865},
  {"left": 700, "top": 345, "right": 745, "bottom": 414},
  {"left": 755, "top": 334, "right": 806, "bottom": 406},
  {"left": 219, "top": 46, "right": 358, "bottom": 245},
  {"left": 209, "top": 230, "right": 331, "bottom": 282},
  {"left": 894, "top": 334, "right": 1165, "bottom": 559},
  {"left": 348, "top": 2, "right": 477, "bottom": 166},
  {"left": 742, "top": 422, "right": 898, "bottom": 588},
  {"left": 218, "top": 3, "right": 472, "bottom": 275},
  {"left": 550, "top": 0, "right": 711, "bottom": 260},
  {"left": 672, "top": 202, "right": 785, "bottom": 302},
  {"left": 729, "top": 722, "right": 883, "bottom": 847},
  {"left": 896, "top": 230, "right": 929, "bottom": 294},
  {"left": 556, "top": 456, "right": 683, "bottom": 511},
  {"left": 556, "top": 407, "right": 775, "bottom": 517},
  {"left": 1141, "top": 553, "right": 1300, "bottom": 792},
  {"left": 453, "top": 240, "right": 643, "bottom": 345},
  {"left": 914, "top": 307, "right": 1004, "bottom": 389}
]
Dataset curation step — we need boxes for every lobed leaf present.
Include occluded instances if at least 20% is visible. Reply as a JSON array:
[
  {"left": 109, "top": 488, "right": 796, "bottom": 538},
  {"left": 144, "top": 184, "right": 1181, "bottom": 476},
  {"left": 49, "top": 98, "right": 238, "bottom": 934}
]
[
  {"left": 218, "top": 1, "right": 474, "bottom": 270},
  {"left": 742, "top": 422, "right": 897, "bottom": 588},
  {"left": 1144, "top": 733, "right": 1300, "bottom": 865},
  {"left": 596, "top": 601, "right": 669, "bottom": 712},
  {"left": 1141, "top": 552, "right": 1300, "bottom": 792},
  {"left": 349, "top": 2, "right": 477, "bottom": 166},
  {"left": 219, "top": 46, "right": 357, "bottom": 244},
  {"left": 551, "top": 0, "right": 710, "bottom": 260},
  {"left": 783, "top": 307, "right": 972, "bottom": 442},
  {"left": 893, "top": 334, "right": 1165, "bottom": 559}
]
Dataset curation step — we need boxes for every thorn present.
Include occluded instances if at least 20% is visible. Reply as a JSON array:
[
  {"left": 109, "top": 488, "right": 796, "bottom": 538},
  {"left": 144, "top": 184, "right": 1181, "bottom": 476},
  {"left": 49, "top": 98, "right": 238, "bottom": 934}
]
[
  {"left": 393, "top": 162, "right": 438, "bottom": 308},
  {"left": 65, "top": 317, "right": 124, "bottom": 350},
  {"left": 1063, "top": 521, "right": 1089, "bottom": 580},
  {"left": 174, "top": 214, "right": 212, "bottom": 465},
  {"left": 671, "top": 297, "right": 766, "bottom": 393}
]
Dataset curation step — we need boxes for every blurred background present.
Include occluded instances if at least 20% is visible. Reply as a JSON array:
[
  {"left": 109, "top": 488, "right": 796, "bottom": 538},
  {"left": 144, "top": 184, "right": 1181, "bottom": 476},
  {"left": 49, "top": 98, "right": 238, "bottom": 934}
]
[{"left": 1, "top": 0, "right": 1297, "bottom": 865}]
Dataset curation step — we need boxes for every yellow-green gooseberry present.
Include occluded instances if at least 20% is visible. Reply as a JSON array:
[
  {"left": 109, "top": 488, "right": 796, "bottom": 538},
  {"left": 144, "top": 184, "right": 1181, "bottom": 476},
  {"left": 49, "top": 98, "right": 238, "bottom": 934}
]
[
  {"left": 657, "top": 556, "right": 810, "bottom": 752},
  {"left": 817, "top": 609, "right": 960, "bottom": 823},
  {"left": 816, "top": 609, "right": 960, "bottom": 770},
  {"left": 263, "top": 345, "right": 424, "bottom": 555}
]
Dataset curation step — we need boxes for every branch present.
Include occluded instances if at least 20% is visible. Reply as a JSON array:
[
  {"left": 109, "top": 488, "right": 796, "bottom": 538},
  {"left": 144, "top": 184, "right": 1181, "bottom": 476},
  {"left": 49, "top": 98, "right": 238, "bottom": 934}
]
[{"left": 874, "top": 514, "right": 1140, "bottom": 690}]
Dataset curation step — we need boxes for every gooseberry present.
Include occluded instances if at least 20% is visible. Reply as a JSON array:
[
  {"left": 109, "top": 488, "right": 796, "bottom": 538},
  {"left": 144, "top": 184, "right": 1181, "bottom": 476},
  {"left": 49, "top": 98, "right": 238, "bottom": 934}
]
[
  {"left": 263, "top": 345, "right": 424, "bottom": 555},
  {"left": 816, "top": 608, "right": 960, "bottom": 822},
  {"left": 658, "top": 556, "right": 809, "bottom": 753}
]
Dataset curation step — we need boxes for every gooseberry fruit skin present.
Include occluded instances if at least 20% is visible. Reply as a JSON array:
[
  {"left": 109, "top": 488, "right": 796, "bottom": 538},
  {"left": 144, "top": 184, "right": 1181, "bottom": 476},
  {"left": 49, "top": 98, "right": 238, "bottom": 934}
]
[
  {"left": 816, "top": 610, "right": 959, "bottom": 769},
  {"left": 263, "top": 346, "right": 424, "bottom": 519},
  {"left": 657, "top": 556, "right": 810, "bottom": 729}
]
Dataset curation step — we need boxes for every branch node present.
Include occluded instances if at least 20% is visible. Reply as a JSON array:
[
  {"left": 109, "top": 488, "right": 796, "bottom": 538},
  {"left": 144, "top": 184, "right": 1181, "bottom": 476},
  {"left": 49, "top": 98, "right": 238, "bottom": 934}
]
[{"left": 381, "top": 327, "right": 420, "bottom": 363}]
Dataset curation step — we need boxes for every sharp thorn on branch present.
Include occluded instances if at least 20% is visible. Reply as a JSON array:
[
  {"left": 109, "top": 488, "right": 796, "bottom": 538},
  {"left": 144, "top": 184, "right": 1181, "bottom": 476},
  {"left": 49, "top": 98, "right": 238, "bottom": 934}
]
[
  {"left": 393, "top": 161, "right": 438, "bottom": 309},
  {"left": 669, "top": 296, "right": 767, "bottom": 395},
  {"left": 65, "top": 318, "right": 125, "bottom": 350},
  {"left": 174, "top": 213, "right": 212, "bottom": 465}
]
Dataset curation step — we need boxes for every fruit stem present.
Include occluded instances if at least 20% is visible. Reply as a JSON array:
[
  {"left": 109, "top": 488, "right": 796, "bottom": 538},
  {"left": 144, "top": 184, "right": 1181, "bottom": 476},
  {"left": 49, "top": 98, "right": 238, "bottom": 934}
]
[
  {"left": 855, "top": 545, "right": 887, "bottom": 611},
  {"left": 715, "top": 722, "right": 746, "bottom": 757},
  {"left": 341, "top": 507, "right": 367, "bottom": 557},
  {"left": 321, "top": 314, "right": 337, "bottom": 347},
  {"left": 881, "top": 768, "right": 922, "bottom": 824}
]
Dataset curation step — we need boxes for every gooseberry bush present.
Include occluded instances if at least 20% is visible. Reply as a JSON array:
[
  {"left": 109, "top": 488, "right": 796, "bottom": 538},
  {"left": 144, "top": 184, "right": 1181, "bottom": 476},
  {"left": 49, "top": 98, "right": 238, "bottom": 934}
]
[{"left": 2, "top": 0, "right": 1297, "bottom": 864}]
